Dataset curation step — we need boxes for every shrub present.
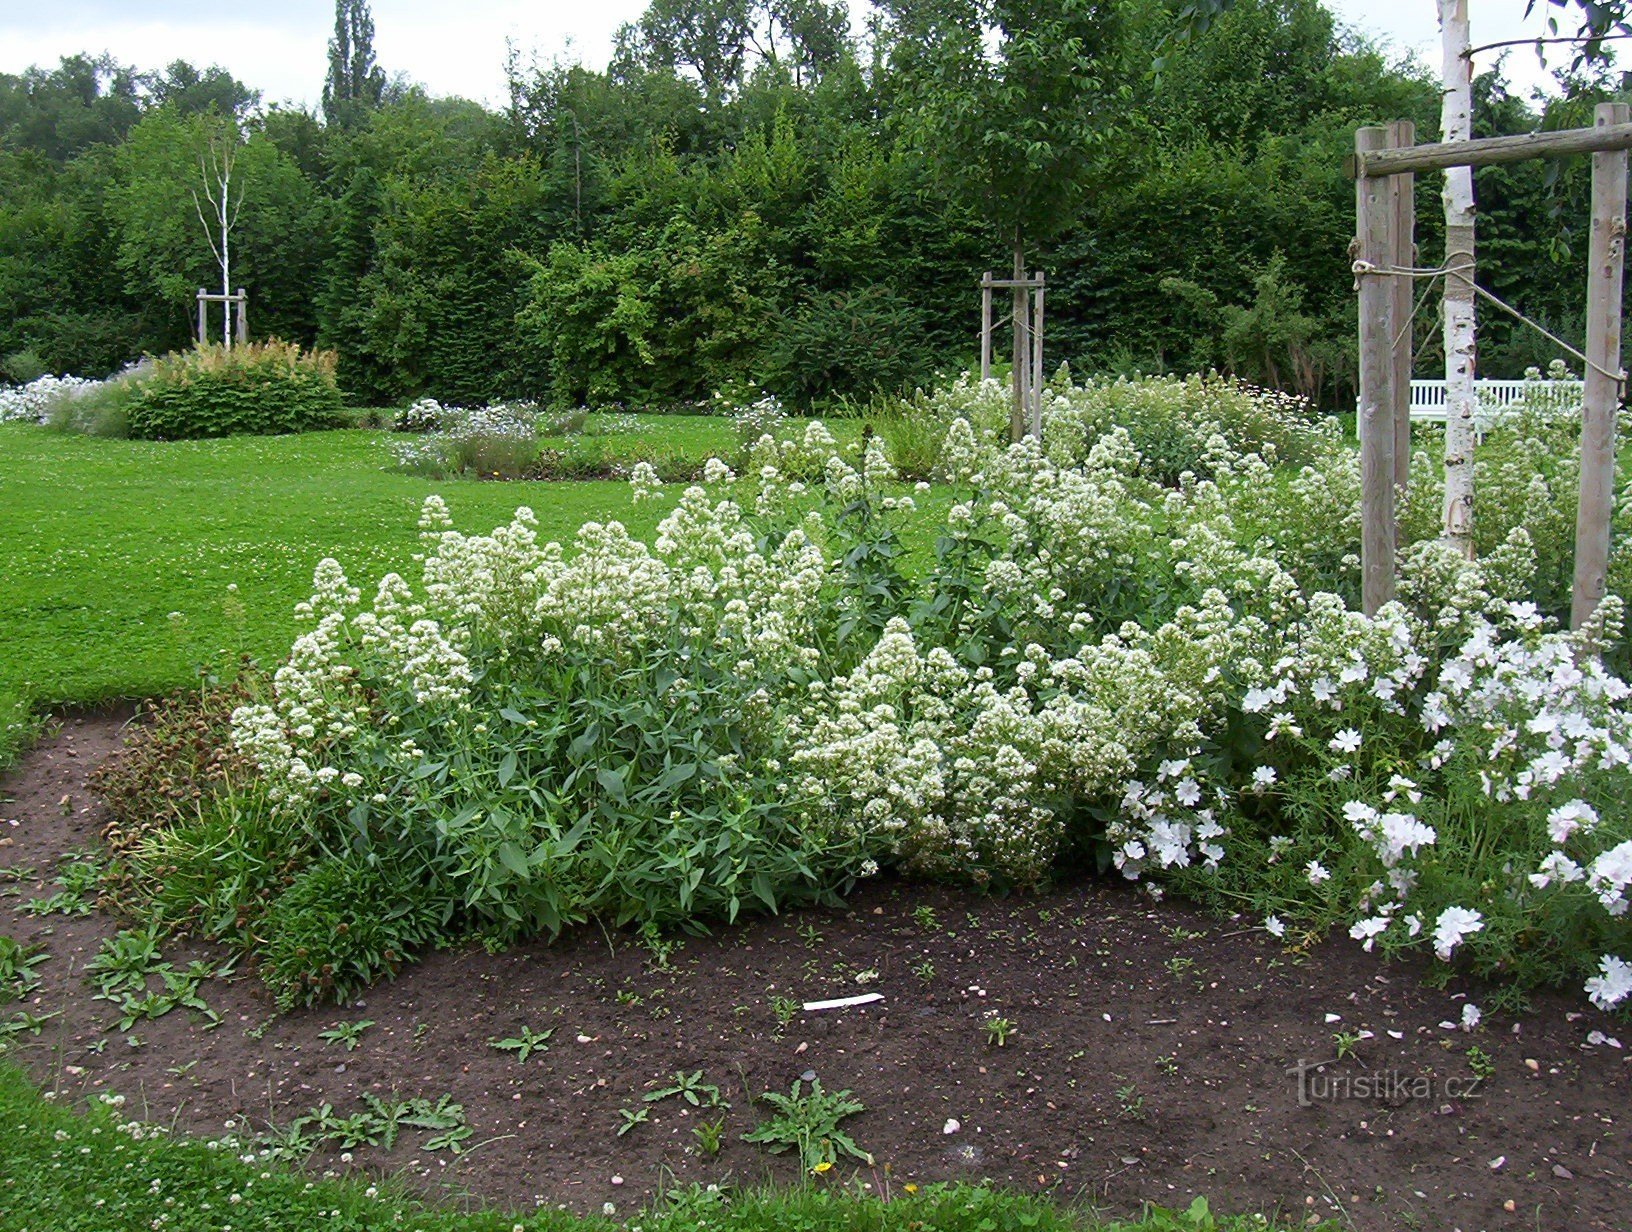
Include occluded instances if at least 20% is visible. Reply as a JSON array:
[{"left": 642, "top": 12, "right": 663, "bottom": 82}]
[
  {"left": 123, "top": 341, "right": 343, "bottom": 440},
  {"left": 760, "top": 285, "right": 936, "bottom": 411},
  {"left": 1, "top": 347, "right": 48, "bottom": 384},
  {"left": 258, "top": 852, "right": 449, "bottom": 1010}
]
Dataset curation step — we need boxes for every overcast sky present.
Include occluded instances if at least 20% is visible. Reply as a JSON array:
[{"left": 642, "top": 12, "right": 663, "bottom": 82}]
[{"left": 0, "top": 1, "right": 1603, "bottom": 111}]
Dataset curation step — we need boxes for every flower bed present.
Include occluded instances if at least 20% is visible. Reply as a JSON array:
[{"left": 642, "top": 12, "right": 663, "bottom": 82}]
[{"left": 94, "top": 372, "right": 1631, "bottom": 1012}]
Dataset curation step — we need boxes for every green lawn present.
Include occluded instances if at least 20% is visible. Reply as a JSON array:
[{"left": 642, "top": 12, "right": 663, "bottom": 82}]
[
  {"left": 0, "top": 426, "right": 674, "bottom": 764},
  {"left": 583, "top": 411, "right": 742, "bottom": 454}
]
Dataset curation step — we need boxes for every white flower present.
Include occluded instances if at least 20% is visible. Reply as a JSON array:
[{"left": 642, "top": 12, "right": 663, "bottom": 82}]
[
  {"left": 1431, "top": 907, "right": 1484, "bottom": 961},
  {"left": 1305, "top": 860, "right": 1330, "bottom": 886},
  {"left": 1265, "top": 915, "right": 1286, "bottom": 938},
  {"left": 1546, "top": 799, "right": 1600, "bottom": 844},
  {"left": 1586, "top": 955, "right": 1632, "bottom": 1011},
  {"left": 1328, "top": 728, "right": 1362, "bottom": 754},
  {"left": 1460, "top": 1003, "right": 1481, "bottom": 1031},
  {"left": 1348, "top": 916, "right": 1389, "bottom": 952}
]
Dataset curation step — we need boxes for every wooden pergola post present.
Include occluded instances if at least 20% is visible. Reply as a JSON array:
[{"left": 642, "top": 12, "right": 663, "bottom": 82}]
[
  {"left": 196, "top": 288, "right": 208, "bottom": 346},
  {"left": 1356, "top": 125, "right": 1399, "bottom": 615},
  {"left": 1573, "top": 100, "right": 1630, "bottom": 630},
  {"left": 235, "top": 288, "right": 249, "bottom": 347}
]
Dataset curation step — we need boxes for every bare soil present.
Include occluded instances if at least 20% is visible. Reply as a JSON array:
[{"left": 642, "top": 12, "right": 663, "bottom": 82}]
[{"left": 3, "top": 712, "right": 1631, "bottom": 1230}]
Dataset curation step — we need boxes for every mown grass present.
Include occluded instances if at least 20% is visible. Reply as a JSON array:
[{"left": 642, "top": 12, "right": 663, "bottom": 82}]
[
  {"left": 0, "top": 417, "right": 945, "bottom": 770},
  {"left": 0, "top": 1063, "right": 1310, "bottom": 1232},
  {"left": 0, "top": 426, "right": 664, "bottom": 760}
]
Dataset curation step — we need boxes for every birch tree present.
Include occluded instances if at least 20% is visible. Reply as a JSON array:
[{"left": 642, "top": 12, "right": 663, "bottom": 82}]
[
  {"left": 192, "top": 121, "right": 244, "bottom": 348},
  {"left": 1439, "top": 0, "right": 1477, "bottom": 557}
]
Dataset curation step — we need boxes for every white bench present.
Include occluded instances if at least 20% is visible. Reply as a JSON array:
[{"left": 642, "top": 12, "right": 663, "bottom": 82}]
[{"left": 1357, "top": 378, "right": 1584, "bottom": 436}]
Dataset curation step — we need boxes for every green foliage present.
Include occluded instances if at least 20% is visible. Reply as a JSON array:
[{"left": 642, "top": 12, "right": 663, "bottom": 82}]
[
  {"left": 0, "top": 937, "right": 46, "bottom": 1002},
  {"left": 119, "top": 784, "right": 304, "bottom": 940},
  {"left": 22, "top": 854, "right": 103, "bottom": 918},
  {"left": 318, "top": 1018, "right": 375, "bottom": 1051},
  {"left": 761, "top": 287, "right": 935, "bottom": 411},
  {"left": 257, "top": 852, "right": 449, "bottom": 1010},
  {"left": 123, "top": 342, "right": 344, "bottom": 440},
  {"left": 489, "top": 1024, "right": 554, "bottom": 1061},
  {"left": 741, "top": 1078, "right": 869, "bottom": 1170}
]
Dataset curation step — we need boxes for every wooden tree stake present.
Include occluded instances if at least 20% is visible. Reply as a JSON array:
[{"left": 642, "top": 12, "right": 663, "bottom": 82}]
[
  {"left": 1572, "top": 100, "right": 1630, "bottom": 630},
  {"left": 1357, "top": 125, "right": 1399, "bottom": 615},
  {"left": 980, "top": 272, "right": 993, "bottom": 380}
]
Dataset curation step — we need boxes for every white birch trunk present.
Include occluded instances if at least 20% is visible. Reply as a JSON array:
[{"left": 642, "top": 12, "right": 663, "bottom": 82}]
[
  {"left": 219, "top": 171, "right": 232, "bottom": 347},
  {"left": 1439, "top": 0, "right": 1477, "bottom": 557}
]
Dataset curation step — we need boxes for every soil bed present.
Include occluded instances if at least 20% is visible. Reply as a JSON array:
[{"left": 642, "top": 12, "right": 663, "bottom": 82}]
[{"left": 3, "top": 713, "right": 1631, "bottom": 1230}]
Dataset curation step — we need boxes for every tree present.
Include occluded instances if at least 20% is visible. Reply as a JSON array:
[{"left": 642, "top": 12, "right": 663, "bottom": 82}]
[
  {"left": 1440, "top": 0, "right": 1477, "bottom": 558},
  {"left": 192, "top": 118, "right": 244, "bottom": 346},
  {"left": 323, "top": 0, "right": 386, "bottom": 130},
  {"left": 634, "top": 0, "right": 757, "bottom": 101},
  {"left": 147, "top": 61, "right": 257, "bottom": 118},
  {"left": 882, "top": 0, "right": 1122, "bottom": 437}
]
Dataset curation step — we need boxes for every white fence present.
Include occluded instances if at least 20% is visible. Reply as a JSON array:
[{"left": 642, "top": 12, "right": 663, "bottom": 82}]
[{"left": 1357, "top": 378, "right": 1584, "bottom": 435}]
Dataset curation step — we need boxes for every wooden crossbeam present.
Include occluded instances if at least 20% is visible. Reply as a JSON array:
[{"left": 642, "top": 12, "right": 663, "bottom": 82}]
[{"left": 1351, "top": 122, "right": 1632, "bottom": 178}]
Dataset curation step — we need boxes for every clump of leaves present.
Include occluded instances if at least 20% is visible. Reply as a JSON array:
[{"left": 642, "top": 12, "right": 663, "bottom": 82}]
[
  {"left": 0, "top": 936, "right": 46, "bottom": 1000},
  {"left": 272, "top": 1092, "right": 469, "bottom": 1157},
  {"left": 84, "top": 926, "right": 166, "bottom": 997},
  {"left": 318, "top": 1019, "right": 375, "bottom": 1051},
  {"left": 693, "top": 1115, "right": 726, "bottom": 1156},
  {"left": 645, "top": 1069, "right": 725, "bottom": 1108},
  {"left": 22, "top": 855, "right": 102, "bottom": 917},
  {"left": 982, "top": 1015, "right": 1015, "bottom": 1047},
  {"left": 98, "top": 960, "right": 221, "bottom": 1032},
  {"left": 0, "top": 1008, "right": 60, "bottom": 1050},
  {"left": 90, "top": 672, "right": 261, "bottom": 853},
  {"left": 490, "top": 1024, "right": 553, "bottom": 1062},
  {"left": 258, "top": 852, "right": 448, "bottom": 1010},
  {"left": 741, "top": 1078, "right": 869, "bottom": 1170},
  {"left": 615, "top": 1105, "right": 650, "bottom": 1136}
]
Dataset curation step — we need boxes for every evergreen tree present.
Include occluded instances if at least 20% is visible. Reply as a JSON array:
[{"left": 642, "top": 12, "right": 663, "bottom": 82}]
[{"left": 323, "top": 0, "right": 386, "bottom": 130}]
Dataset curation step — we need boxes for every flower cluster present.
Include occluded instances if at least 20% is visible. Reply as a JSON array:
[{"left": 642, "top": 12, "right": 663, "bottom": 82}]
[{"left": 0, "top": 373, "right": 102, "bottom": 423}]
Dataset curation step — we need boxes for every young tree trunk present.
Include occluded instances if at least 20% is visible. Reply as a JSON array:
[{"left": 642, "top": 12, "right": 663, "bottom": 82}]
[
  {"left": 1010, "top": 235, "right": 1025, "bottom": 443},
  {"left": 220, "top": 181, "right": 232, "bottom": 348},
  {"left": 1439, "top": 0, "right": 1477, "bottom": 558}
]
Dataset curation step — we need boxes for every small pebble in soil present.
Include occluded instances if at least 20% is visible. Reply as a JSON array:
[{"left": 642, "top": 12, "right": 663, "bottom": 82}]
[{"left": 943, "top": 1118, "right": 960, "bottom": 1134}]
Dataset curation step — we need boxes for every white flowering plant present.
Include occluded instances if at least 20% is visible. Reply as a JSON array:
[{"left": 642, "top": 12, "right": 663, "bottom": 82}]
[
  {"left": 207, "top": 372, "right": 1632, "bottom": 1011},
  {"left": 0, "top": 373, "right": 103, "bottom": 424},
  {"left": 391, "top": 401, "right": 545, "bottom": 479}
]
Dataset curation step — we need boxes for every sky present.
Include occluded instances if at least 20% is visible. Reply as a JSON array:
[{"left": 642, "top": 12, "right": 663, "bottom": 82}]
[{"left": 0, "top": 1, "right": 1608, "bottom": 111}]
